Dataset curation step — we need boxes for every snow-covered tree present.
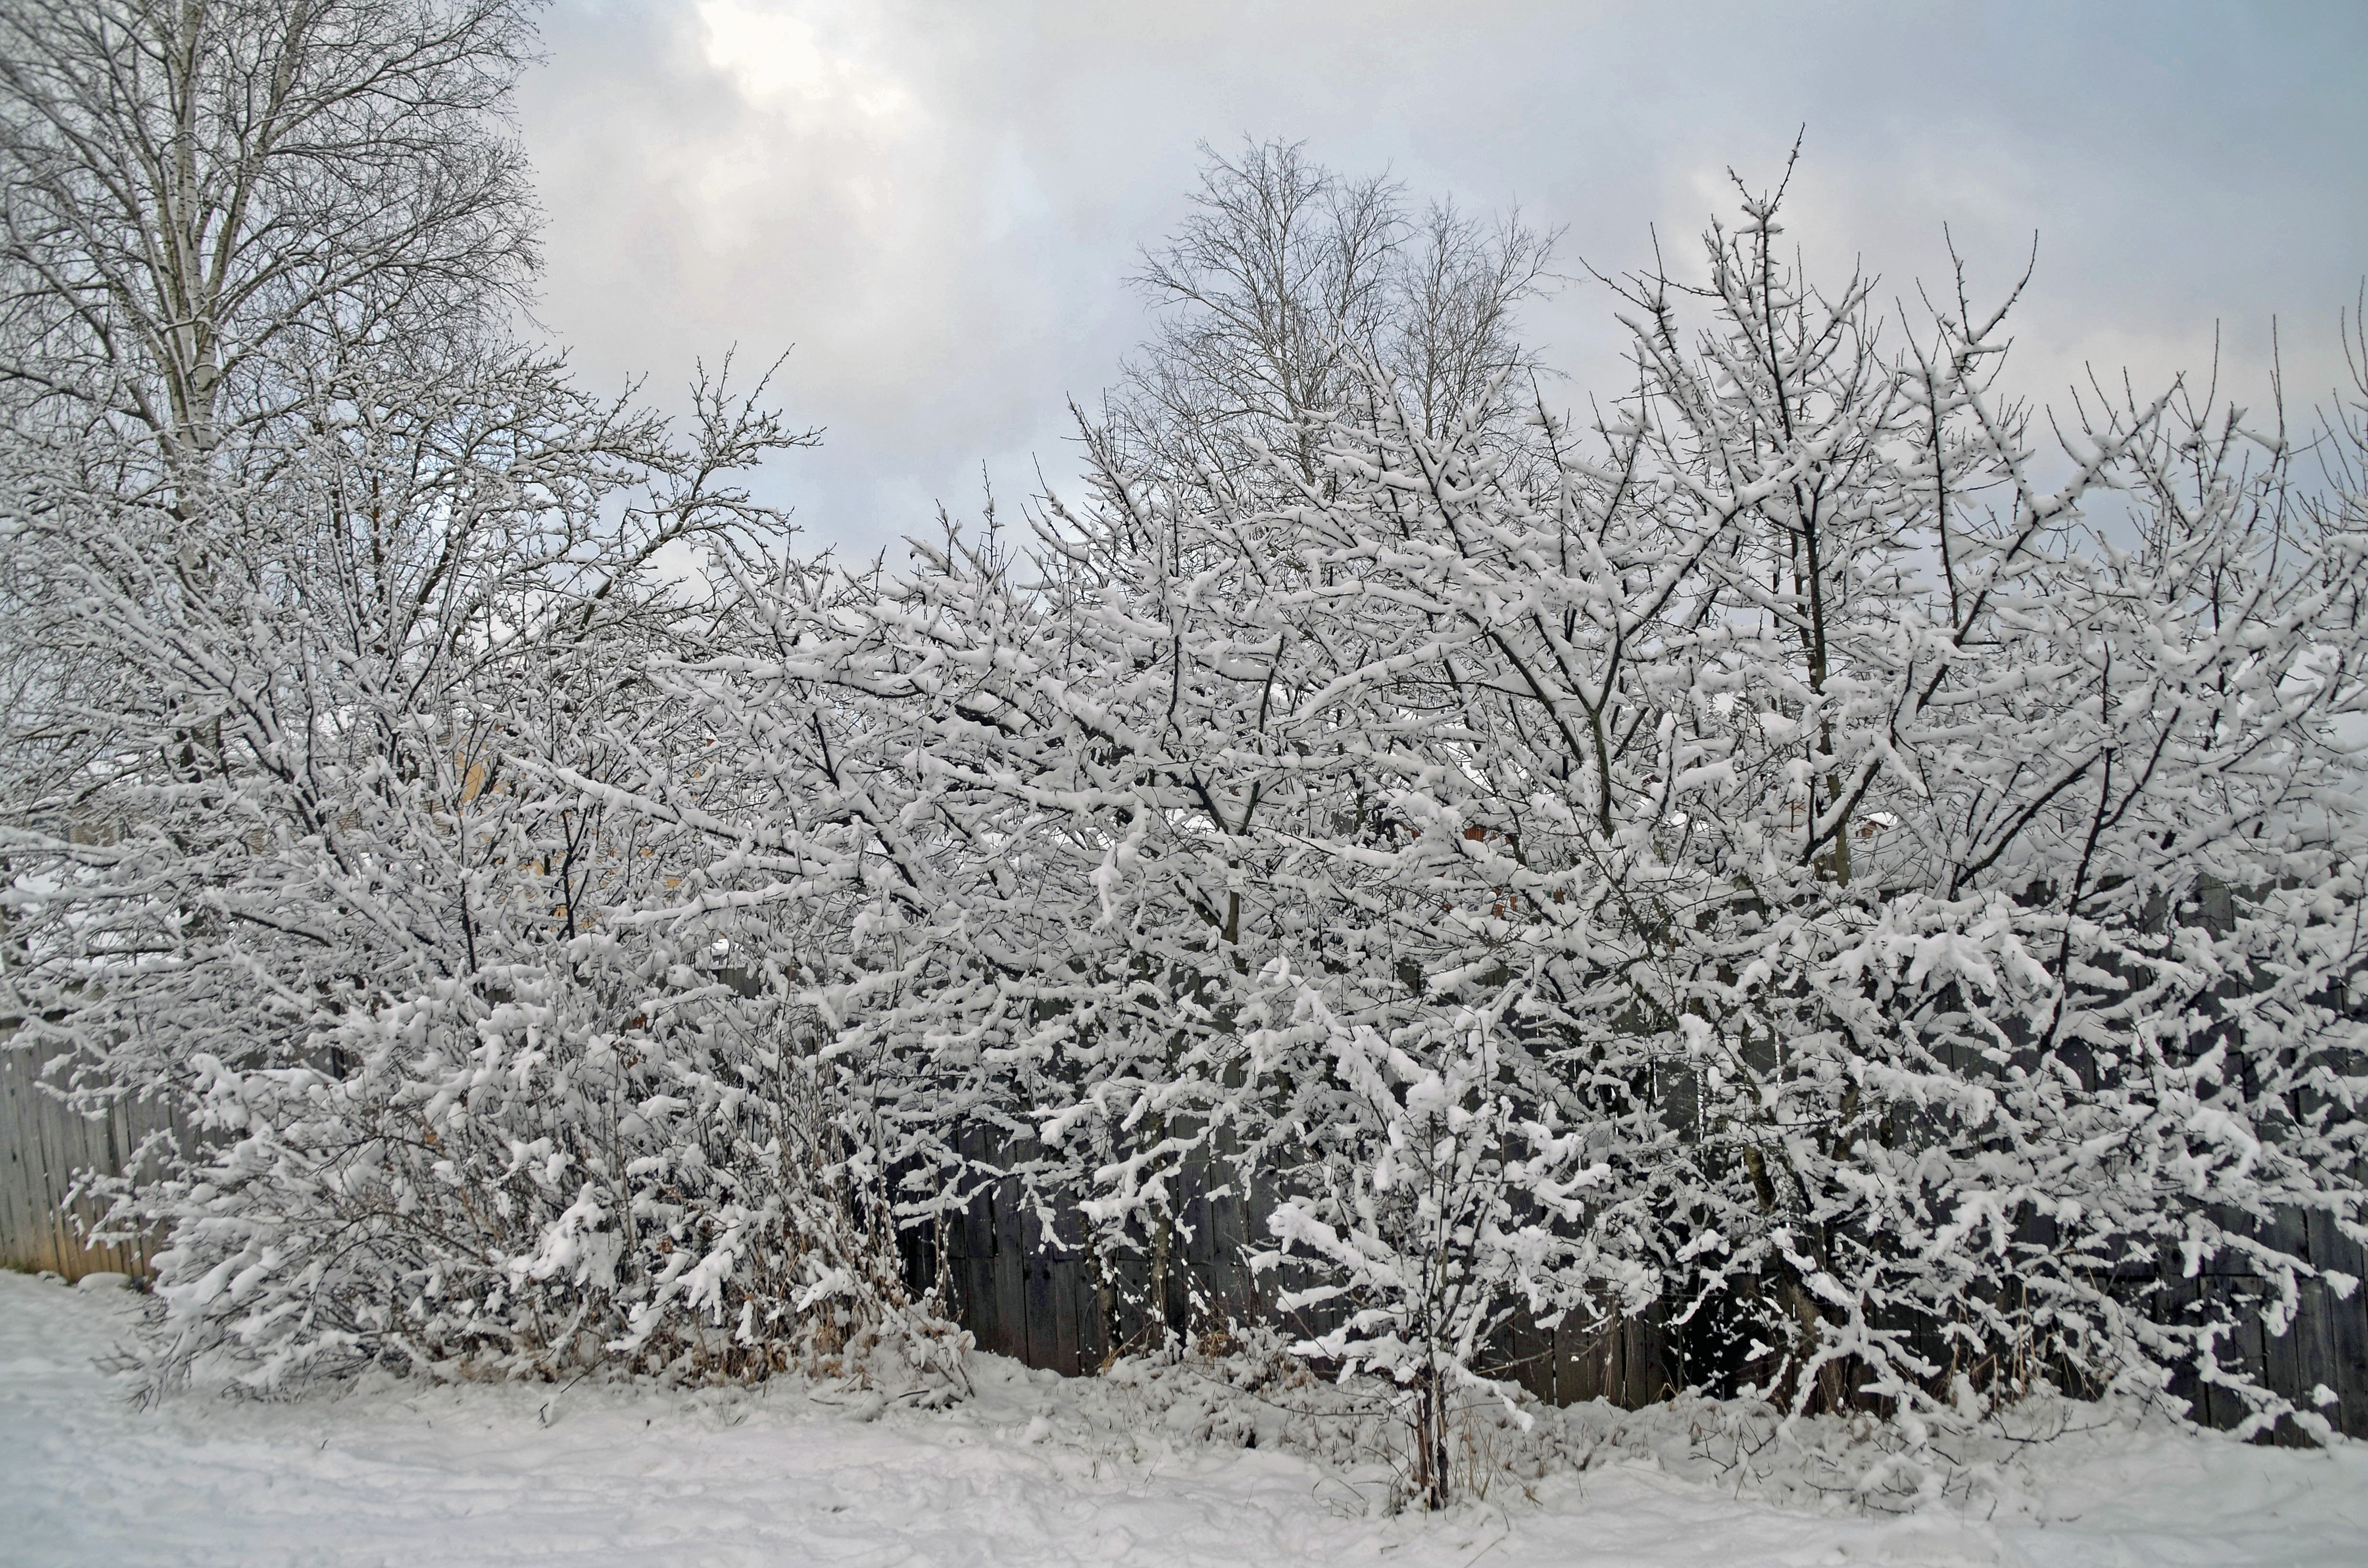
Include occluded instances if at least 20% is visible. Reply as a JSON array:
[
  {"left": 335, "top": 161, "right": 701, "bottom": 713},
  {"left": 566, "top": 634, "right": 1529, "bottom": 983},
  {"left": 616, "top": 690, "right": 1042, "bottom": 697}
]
[
  {"left": 627, "top": 159, "right": 2368, "bottom": 1493},
  {"left": 0, "top": 0, "right": 539, "bottom": 463},
  {"left": 1205, "top": 172, "right": 2368, "bottom": 1452},
  {"left": 1107, "top": 139, "right": 1557, "bottom": 503},
  {"left": 0, "top": 0, "right": 968, "bottom": 1395},
  {"left": 10, "top": 5, "right": 2361, "bottom": 1489}
]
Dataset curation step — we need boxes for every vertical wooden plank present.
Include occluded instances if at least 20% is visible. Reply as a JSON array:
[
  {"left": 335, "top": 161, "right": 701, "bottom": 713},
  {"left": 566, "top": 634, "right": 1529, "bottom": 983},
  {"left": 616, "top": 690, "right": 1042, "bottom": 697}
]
[
  {"left": 1500, "top": 1304, "right": 1553, "bottom": 1405},
  {"left": 2198, "top": 1276, "right": 2238, "bottom": 1432},
  {"left": 937, "top": 1215, "right": 971, "bottom": 1329},
  {"left": 0, "top": 1037, "right": 35, "bottom": 1271},
  {"left": 1048, "top": 1198, "right": 1084, "bottom": 1376},
  {"left": 1047, "top": 1256, "right": 1082, "bottom": 1376},
  {"left": 1178, "top": 1152, "right": 1213, "bottom": 1339},
  {"left": 114, "top": 1093, "right": 158, "bottom": 1275},
  {"left": 12, "top": 1039, "right": 62, "bottom": 1275},
  {"left": 1625, "top": 1314, "right": 1652, "bottom": 1407},
  {"left": 26, "top": 1050, "right": 74, "bottom": 1276},
  {"left": 1206, "top": 1172, "right": 1248, "bottom": 1329},
  {"left": 2307, "top": 1209, "right": 2368, "bottom": 1438},
  {"left": 962, "top": 1253, "right": 996, "bottom": 1351},
  {"left": 2193, "top": 1277, "right": 2267, "bottom": 1433},
  {"left": 990, "top": 1151, "right": 1027, "bottom": 1362},
  {"left": 1650, "top": 1308, "right": 1677, "bottom": 1403},
  {"left": 1582, "top": 1313, "right": 1616, "bottom": 1406},
  {"left": 2245, "top": 1208, "right": 2302, "bottom": 1440},
  {"left": 2230, "top": 1284, "right": 2269, "bottom": 1436},
  {"left": 2169, "top": 1269, "right": 2197, "bottom": 1431},
  {"left": 1021, "top": 1198, "right": 1054, "bottom": 1372},
  {"left": 2283, "top": 1277, "right": 2340, "bottom": 1442},
  {"left": 2260, "top": 1286, "right": 2308, "bottom": 1444},
  {"left": 2188, "top": 1279, "right": 2226, "bottom": 1440},
  {"left": 1567, "top": 1311, "right": 1612, "bottom": 1406},
  {"left": 1113, "top": 1256, "right": 1152, "bottom": 1356},
  {"left": 1239, "top": 1176, "right": 1275, "bottom": 1327},
  {"left": 68, "top": 1089, "right": 110, "bottom": 1272},
  {"left": 1074, "top": 1239, "right": 1108, "bottom": 1375},
  {"left": 957, "top": 1126, "right": 999, "bottom": 1357}
]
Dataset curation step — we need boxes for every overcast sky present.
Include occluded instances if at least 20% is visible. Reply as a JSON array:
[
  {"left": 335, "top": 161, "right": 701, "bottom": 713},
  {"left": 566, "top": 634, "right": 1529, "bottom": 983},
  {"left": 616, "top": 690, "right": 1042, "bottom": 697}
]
[{"left": 516, "top": 0, "right": 2368, "bottom": 561}]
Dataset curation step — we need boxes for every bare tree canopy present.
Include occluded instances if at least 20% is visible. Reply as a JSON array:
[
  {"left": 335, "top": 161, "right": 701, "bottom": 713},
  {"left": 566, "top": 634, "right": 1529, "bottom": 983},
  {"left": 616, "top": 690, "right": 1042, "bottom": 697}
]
[
  {"left": 1109, "top": 139, "right": 1558, "bottom": 496},
  {"left": 0, "top": 0, "right": 541, "bottom": 463}
]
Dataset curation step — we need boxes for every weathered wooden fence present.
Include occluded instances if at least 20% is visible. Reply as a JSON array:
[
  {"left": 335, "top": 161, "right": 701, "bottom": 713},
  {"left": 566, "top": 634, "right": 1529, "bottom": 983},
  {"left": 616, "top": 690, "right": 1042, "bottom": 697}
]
[
  {"left": 925, "top": 1127, "right": 2368, "bottom": 1440},
  {"left": 0, "top": 1032, "right": 183, "bottom": 1280},
  {"left": 924, "top": 1127, "right": 1834, "bottom": 1411},
  {"left": 8, "top": 1035, "right": 2362, "bottom": 1436},
  {"left": 924, "top": 1126, "right": 1270, "bottom": 1378},
  {"left": 2154, "top": 1208, "right": 2368, "bottom": 1437}
]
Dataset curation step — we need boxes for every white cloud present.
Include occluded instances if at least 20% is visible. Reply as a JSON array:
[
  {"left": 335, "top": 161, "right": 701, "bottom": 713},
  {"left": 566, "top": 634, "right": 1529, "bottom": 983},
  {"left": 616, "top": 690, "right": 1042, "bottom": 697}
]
[{"left": 696, "top": 0, "right": 917, "bottom": 124}]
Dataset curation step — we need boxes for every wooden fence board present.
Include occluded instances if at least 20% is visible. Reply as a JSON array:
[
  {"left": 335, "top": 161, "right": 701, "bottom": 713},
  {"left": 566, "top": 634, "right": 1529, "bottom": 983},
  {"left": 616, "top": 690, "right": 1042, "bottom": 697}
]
[
  {"left": 1047, "top": 1199, "right": 1085, "bottom": 1376},
  {"left": 2260, "top": 1285, "right": 2310, "bottom": 1444},
  {"left": 1020, "top": 1199, "right": 1052, "bottom": 1371},
  {"left": 2307, "top": 1208, "right": 2368, "bottom": 1438},
  {"left": 1205, "top": 1176, "right": 1250, "bottom": 1326},
  {"left": 989, "top": 1161, "right": 1027, "bottom": 1361},
  {"left": 954, "top": 1125, "right": 998, "bottom": 1353},
  {"left": 1046, "top": 1255, "right": 1082, "bottom": 1376},
  {"left": 1497, "top": 1305, "right": 1554, "bottom": 1405},
  {"left": 1, "top": 1035, "right": 176, "bottom": 1280},
  {"left": 12, "top": 1039, "right": 2367, "bottom": 1437}
]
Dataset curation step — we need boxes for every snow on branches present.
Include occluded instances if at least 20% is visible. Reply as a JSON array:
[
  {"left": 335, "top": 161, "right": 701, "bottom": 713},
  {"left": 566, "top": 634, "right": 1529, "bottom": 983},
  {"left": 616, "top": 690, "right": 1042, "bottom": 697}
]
[
  {"left": 611, "top": 169, "right": 2368, "bottom": 1467},
  {"left": 0, "top": 0, "right": 960, "bottom": 1397},
  {"left": 4, "top": 19, "right": 2362, "bottom": 1496}
]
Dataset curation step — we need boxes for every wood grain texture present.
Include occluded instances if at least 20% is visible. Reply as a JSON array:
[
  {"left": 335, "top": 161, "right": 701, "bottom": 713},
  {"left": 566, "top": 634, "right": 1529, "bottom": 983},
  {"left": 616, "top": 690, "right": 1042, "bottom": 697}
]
[{"left": 1, "top": 1034, "right": 179, "bottom": 1280}]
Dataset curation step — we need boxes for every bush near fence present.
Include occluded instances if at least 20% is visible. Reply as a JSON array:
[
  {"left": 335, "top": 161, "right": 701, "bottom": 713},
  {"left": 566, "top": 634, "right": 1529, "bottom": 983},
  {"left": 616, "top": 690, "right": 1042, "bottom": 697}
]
[
  {"left": 916, "top": 1125, "right": 2368, "bottom": 1442},
  {"left": 8, "top": 1031, "right": 2363, "bottom": 1438}
]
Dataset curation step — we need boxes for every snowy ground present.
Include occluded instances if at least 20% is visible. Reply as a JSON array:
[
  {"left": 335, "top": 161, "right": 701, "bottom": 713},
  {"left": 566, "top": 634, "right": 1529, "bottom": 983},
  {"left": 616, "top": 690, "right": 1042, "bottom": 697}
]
[{"left": 3, "top": 1272, "right": 2362, "bottom": 1568}]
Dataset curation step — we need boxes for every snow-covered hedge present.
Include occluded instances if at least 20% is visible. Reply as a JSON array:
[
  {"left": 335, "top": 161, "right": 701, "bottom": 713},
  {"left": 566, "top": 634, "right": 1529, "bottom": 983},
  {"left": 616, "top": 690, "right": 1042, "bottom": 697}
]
[
  {"left": 604, "top": 171, "right": 2368, "bottom": 1495},
  {"left": 3, "top": 3, "right": 2362, "bottom": 1506}
]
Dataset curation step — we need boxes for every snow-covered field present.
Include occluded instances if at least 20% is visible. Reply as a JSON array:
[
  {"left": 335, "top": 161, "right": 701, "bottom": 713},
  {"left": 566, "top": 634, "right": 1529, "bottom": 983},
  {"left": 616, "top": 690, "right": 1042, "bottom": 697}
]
[{"left": 2, "top": 1272, "right": 2361, "bottom": 1568}]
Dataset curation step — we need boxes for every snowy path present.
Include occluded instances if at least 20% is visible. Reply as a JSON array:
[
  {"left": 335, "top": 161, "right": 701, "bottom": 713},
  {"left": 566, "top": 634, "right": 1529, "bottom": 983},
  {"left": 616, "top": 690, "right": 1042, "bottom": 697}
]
[{"left": 2, "top": 1273, "right": 2361, "bottom": 1568}]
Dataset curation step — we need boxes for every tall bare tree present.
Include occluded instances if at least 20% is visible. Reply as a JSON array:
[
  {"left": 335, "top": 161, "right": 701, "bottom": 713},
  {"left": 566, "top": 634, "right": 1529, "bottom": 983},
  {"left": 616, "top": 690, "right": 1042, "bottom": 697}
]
[
  {"left": 0, "top": 0, "right": 540, "bottom": 467},
  {"left": 1107, "top": 138, "right": 1558, "bottom": 500}
]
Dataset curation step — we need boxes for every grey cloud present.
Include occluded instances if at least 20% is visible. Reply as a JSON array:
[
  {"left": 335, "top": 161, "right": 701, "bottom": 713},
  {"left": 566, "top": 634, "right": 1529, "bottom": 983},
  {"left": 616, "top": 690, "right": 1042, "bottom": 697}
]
[{"left": 518, "top": 0, "right": 2368, "bottom": 559}]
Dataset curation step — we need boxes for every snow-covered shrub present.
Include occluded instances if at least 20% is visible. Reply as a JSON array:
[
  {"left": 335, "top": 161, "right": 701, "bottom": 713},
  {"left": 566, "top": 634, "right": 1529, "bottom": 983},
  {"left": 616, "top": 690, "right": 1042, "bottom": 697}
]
[
  {"left": 0, "top": 0, "right": 967, "bottom": 1398},
  {"left": 119, "top": 940, "right": 966, "bottom": 1394},
  {"left": 1194, "top": 178, "right": 2368, "bottom": 1446},
  {"left": 1239, "top": 963, "right": 1621, "bottom": 1508},
  {"left": 620, "top": 163, "right": 2368, "bottom": 1490},
  {"left": 0, "top": 362, "right": 983, "bottom": 1391},
  {"left": 592, "top": 522, "right": 1249, "bottom": 1339}
]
